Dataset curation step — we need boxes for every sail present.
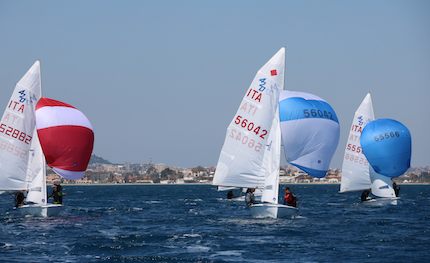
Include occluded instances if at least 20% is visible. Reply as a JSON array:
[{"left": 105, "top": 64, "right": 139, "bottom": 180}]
[
  {"left": 361, "top": 119, "right": 411, "bottom": 178},
  {"left": 213, "top": 47, "right": 285, "bottom": 189},
  {"left": 340, "top": 93, "right": 374, "bottom": 193},
  {"left": 25, "top": 130, "right": 47, "bottom": 204},
  {"left": 0, "top": 61, "right": 41, "bottom": 191},
  {"left": 35, "top": 98, "right": 94, "bottom": 180},
  {"left": 279, "top": 91, "right": 340, "bottom": 178},
  {"left": 260, "top": 107, "right": 281, "bottom": 204}
]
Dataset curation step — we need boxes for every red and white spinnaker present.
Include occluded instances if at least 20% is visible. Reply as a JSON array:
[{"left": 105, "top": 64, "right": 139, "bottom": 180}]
[{"left": 35, "top": 98, "right": 94, "bottom": 180}]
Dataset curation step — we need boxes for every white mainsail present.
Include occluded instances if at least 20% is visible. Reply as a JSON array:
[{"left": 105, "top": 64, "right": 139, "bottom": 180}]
[
  {"left": 212, "top": 47, "right": 285, "bottom": 189},
  {"left": 340, "top": 93, "right": 395, "bottom": 198},
  {"left": 340, "top": 93, "right": 374, "bottom": 193},
  {"left": 0, "top": 61, "right": 41, "bottom": 192}
]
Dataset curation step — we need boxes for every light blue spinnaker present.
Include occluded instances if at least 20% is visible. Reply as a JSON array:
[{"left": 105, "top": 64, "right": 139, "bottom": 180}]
[{"left": 279, "top": 91, "right": 340, "bottom": 178}]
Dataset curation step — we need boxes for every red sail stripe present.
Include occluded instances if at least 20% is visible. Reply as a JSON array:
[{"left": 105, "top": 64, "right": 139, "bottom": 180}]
[
  {"left": 36, "top": 97, "right": 76, "bottom": 110},
  {"left": 37, "top": 126, "right": 94, "bottom": 172}
]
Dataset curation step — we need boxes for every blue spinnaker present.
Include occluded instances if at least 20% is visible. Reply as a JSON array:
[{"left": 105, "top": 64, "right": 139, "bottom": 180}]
[{"left": 361, "top": 118, "right": 411, "bottom": 178}]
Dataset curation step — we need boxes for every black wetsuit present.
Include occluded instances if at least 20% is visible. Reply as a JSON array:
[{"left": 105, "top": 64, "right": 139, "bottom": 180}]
[
  {"left": 15, "top": 192, "right": 25, "bottom": 208},
  {"left": 361, "top": 190, "right": 371, "bottom": 202},
  {"left": 48, "top": 190, "right": 63, "bottom": 204}
]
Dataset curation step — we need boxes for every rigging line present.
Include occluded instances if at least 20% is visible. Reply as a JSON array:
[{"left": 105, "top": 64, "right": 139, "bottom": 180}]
[
  {"left": 6, "top": 191, "right": 17, "bottom": 201},
  {"left": 296, "top": 186, "right": 313, "bottom": 209}
]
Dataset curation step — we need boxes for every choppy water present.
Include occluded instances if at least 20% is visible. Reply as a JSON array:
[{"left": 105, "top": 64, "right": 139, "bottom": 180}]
[{"left": 0, "top": 184, "right": 429, "bottom": 262}]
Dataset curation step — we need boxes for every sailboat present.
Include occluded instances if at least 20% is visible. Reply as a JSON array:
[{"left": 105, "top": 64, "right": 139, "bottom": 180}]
[
  {"left": 271, "top": 90, "right": 340, "bottom": 215},
  {"left": 213, "top": 47, "right": 340, "bottom": 218},
  {"left": 0, "top": 61, "right": 57, "bottom": 216},
  {"left": 220, "top": 186, "right": 263, "bottom": 202},
  {"left": 360, "top": 117, "right": 411, "bottom": 205},
  {"left": 20, "top": 97, "right": 95, "bottom": 216},
  {"left": 340, "top": 93, "right": 405, "bottom": 205},
  {"left": 20, "top": 129, "right": 63, "bottom": 216},
  {"left": 0, "top": 61, "right": 94, "bottom": 217}
]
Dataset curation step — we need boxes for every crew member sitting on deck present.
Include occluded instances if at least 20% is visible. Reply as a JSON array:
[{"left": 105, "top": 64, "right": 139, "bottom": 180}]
[
  {"left": 14, "top": 190, "right": 26, "bottom": 208},
  {"left": 283, "top": 187, "right": 297, "bottom": 207},
  {"left": 48, "top": 184, "right": 67, "bottom": 204},
  {"left": 361, "top": 189, "right": 373, "bottom": 202},
  {"left": 245, "top": 188, "right": 258, "bottom": 207},
  {"left": 227, "top": 190, "right": 237, "bottom": 199},
  {"left": 392, "top": 181, "right": 400, "bottom": 197}
]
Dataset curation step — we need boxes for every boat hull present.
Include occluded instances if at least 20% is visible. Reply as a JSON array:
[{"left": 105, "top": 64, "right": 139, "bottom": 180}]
[
  {"left": 363, "top": 197, "right": 399, "bottom": 206},
  {"left": 20, "top": 203, "right": 63, "bottom": 217},
  {"left": 249, "top": 203, "right": 298, "bottom": 218}
]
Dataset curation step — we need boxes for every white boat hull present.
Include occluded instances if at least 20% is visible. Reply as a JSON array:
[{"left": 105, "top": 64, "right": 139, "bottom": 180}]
[
  {"left": 363, "top": 197, "right": 399, "bottom": 206},
  {"left": 231, "top": 195, "right": 261, "bottom": 202},
  {"left": 249, "top": 203, "right": 298, "bottom": 219},
  {"left": 19, "top": 203, "right": 63, "bottom": 217}
]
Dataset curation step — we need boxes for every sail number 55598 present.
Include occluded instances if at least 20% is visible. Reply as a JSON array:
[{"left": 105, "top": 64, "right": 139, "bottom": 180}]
[
  {"left": 234, "top": 115, "right": 267, "bottom": 139},
  {"left": 229, "top": 128, "right": 263, "bottom": 152}
]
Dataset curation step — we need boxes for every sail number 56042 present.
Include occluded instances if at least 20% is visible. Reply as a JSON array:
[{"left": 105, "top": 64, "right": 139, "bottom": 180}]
[
  {"left": 229, "top": 129, "right": 263, "bottom": 152},
  {"left": 234, "top": 115, "right": 267, "bottom": 139}
]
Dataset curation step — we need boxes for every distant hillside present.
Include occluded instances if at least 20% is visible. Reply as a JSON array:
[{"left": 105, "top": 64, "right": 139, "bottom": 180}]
[{"left": 89, "top": 154, "right": 112, "bottom": 165}]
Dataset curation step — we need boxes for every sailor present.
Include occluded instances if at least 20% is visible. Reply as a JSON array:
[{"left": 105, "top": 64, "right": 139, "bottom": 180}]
[
  {"left": 14, "top": 190, "right": 26, "bottom": 208},
  {"left": 245, "top": 188, "right": 257, "bottom": 207},
  {"left": 227, "top": 190, "right": 236, "bottom": 199},
  {"left": 283, "top": 187, "right": 297, "bottom": 207},
  {"left": 361, "top": 189, "right": 373, "bottom": 202},
  {"left": 48, "top": 184, "right": 67, "bottom": 204},
  {"left": 392, "top": 181, "right": 400, "bottom": 197}
]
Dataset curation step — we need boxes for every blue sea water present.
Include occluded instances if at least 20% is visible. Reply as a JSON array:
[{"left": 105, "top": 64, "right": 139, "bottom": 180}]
[{"left": 0, "top": 184, "right": 429, "bottom": 262}]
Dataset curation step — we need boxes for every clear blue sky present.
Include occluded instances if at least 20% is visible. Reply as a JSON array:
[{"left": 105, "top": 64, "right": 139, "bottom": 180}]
[{"left": 1, "top": 1, "right": 429, "bottom": 169}]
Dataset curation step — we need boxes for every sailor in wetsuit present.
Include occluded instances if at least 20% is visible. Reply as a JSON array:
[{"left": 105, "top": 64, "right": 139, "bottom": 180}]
[
  {"left": 361, "top": 189, "right": 373, "bottom": 202},
  {"left": 283, "top": 187, "right": 297, "bottom": 207},
  {"left": 245, "top": 188, "right": 257, "bottom": 207},
  {"left": 14, "top": 190, "right": 26, "bottom": 208},
  {"left": 48, "top": 184, "right": 66, "bottom": 204}
]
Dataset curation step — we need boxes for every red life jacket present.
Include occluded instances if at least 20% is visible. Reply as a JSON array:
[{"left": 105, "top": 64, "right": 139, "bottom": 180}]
[{"left": 284, "top": 193, "right": 297, "bottom": 207}]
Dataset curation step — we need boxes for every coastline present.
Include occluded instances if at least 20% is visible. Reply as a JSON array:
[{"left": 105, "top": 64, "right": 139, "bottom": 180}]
[{"left": 48, "top": 182, "right": 430, "bottom": 186}]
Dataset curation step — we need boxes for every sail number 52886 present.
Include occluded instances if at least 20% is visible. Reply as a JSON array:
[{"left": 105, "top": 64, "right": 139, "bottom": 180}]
[
  {"left": 229, "top": 129, "right": 263, "bottom": 152},
  {"left": 234, "top": 115, "right": 267, "bottom": 139}
]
